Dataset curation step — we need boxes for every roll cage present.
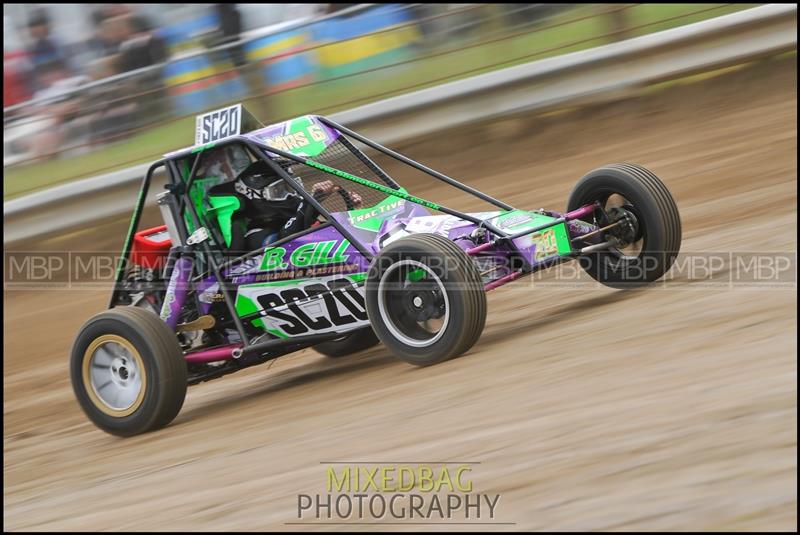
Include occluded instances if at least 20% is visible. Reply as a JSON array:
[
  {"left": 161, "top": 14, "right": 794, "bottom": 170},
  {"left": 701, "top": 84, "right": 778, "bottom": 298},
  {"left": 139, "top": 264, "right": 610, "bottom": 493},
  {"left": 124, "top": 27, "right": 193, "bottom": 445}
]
[{"left": 110, "top": 116, "right": 598, "bottom": 360}]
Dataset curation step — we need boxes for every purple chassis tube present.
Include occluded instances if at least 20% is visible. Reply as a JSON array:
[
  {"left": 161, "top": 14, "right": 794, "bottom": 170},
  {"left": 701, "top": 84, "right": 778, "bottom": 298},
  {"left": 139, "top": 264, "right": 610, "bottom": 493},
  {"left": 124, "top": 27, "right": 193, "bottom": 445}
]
[
  {"left": 160, "top": 255, "right": 194, "bottom": 330},
  {"left": 184, "top": 344, "right": 241, "bottom": 364}
]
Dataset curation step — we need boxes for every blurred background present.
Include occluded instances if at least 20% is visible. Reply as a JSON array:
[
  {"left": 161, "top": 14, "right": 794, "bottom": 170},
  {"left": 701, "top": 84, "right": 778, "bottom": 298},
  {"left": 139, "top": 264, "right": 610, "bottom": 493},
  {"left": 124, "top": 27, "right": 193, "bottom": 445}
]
[
  {"left": 3, "top": 3, "right": 755, "bottom": 198},
  {"left": 4, "top": 3, "right": 796, "bottom": 532}
]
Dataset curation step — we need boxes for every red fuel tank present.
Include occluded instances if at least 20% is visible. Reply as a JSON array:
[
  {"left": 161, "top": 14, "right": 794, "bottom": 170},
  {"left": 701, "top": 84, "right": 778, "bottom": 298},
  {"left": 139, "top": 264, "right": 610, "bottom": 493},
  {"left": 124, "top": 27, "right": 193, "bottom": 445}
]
[{"left": 130, "top": 225, "right": 172, "bottom": 270}]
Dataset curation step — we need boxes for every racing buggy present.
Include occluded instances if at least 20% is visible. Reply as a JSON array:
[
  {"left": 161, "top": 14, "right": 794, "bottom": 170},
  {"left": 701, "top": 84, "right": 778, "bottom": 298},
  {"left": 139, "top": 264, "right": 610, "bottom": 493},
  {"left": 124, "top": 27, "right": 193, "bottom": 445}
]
[{"left": 70, "top": 105, "right": 681, "bottom": 436}]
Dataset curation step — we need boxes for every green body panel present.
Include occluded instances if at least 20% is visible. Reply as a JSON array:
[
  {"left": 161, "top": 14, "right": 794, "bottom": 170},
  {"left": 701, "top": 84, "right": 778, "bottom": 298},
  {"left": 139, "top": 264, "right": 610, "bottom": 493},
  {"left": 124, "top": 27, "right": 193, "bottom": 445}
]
[
  {"left": 259, "top": 239, "right": 351, "bottom": 271},
  {"left": 345, "top": 194, "right": 408, "bottom": 231},
  {"left": 234, "top": 294, "right": 267, "bottom": 331},
  {"left": 235, "top": 273, "right": 368, "bottom": 339},
  {"left": 493, "top": 210, "right": 572, "bottom": 257},
  {"left": 208, "top": 195, "right": 241, "bottom": 247},
  {"left": 348, "top": 272, "right": 367, "bottom": 283},
  {"left": 192, "top": 142, "right": 216, "bottom": 153},
  {"left": 284, "top": 116, "right": 330, "bottom": 158},
  {"left": 259, "top": 116, "right": 335, "bottom": 158},
  {"left": 185, "top": 178, "right": 219, "bottom": 233},
  {"left": 552, "top": 223, "right": 572, "bottom": 256}
]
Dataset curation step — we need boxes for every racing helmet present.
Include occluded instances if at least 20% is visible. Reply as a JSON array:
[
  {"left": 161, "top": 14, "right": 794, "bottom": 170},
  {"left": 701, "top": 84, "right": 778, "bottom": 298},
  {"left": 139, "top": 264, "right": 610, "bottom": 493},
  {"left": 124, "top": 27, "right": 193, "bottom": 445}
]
[
  {"left": 234, "top": 160, "right": 303, "bottom": 202},
  {"left": 233, "top": 160, "right": 305, "bottom": 224}
]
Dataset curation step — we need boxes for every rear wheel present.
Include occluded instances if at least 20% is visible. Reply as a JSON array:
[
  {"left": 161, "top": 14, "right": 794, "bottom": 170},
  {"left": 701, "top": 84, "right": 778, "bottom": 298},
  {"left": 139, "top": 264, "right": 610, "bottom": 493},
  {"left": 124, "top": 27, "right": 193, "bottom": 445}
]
[
  {"left": 70, "top": 307, "right": 187, "bottom": 437},
  {"left": 567, "top": 163, "right": 681, "bottom": 288},
  {"left": 366, "top": 233, "right": 487, "bottom": 366},
  {"left": 314, "top": 327, "right": 380, "bottom": 358}
]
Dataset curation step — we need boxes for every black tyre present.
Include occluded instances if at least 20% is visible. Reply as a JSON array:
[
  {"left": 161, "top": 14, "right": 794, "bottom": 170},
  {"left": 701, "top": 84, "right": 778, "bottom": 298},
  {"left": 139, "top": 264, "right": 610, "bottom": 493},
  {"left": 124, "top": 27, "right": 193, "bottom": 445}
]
[
  {"left": 70, "top": 306, "right": 187, "bottom": 437},
  {"left": 314, "top": 326, "right": 380, "bottom": 358},
  {"left": 366, "top": 233, "right": 487, "bottom": 366},
  {"left": 567, "top": 163, "right": 681, "bottom": 288}
]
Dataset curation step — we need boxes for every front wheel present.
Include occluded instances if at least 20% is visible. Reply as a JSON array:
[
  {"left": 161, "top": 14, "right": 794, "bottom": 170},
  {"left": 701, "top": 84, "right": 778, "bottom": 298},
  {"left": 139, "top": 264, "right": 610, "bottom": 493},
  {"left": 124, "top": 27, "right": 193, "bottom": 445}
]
[
  {"left": 567, "top": 163, "right": 682, "bottom": 288},
  {"left": 366, "top": 233, "right": 487, "bottom": 366},
  {"left": 70, "top": 306, "right": 187, "bottom": 437}
]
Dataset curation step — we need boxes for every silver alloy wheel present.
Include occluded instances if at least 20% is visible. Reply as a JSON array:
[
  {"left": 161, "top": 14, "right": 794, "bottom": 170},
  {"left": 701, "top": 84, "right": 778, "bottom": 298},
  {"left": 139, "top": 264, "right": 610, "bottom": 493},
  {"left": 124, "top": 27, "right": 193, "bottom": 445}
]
[{"left": 87, "top": 339, "right": 144, "bottom": 412}]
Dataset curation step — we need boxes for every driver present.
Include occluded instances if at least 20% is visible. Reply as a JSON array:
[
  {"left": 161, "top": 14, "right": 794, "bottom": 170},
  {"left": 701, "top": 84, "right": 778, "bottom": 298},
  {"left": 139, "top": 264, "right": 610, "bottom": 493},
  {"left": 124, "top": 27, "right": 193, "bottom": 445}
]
[{"left": 213, "top": 160, "right": 363, "bottom": 252}]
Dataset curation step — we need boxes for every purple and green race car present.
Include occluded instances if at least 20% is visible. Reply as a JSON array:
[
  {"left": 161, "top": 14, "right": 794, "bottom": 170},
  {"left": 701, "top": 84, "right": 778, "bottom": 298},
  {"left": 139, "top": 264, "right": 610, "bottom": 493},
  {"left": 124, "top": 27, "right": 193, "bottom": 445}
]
[{"left": 70, "top": 105, "right": 681, "bottom": 436}]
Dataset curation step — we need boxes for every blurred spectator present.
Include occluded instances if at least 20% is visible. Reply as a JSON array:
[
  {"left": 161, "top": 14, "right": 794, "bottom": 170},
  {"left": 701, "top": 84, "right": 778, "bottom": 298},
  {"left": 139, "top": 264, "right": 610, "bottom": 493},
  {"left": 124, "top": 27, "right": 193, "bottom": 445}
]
[
  {"left": 84, "top": 8, "right": 119, "bottom": 62},
  {"left": 113, "top": 14, "right": 168, "bottom": 73},
  {"left": 211, "top": 4, "right": 269, "bottom": 120},
  {"left": 17, "top": 59, "right": 91, "bottom": 160},
  {"left": 82, "top": 13, "right": 168, "bottom": 139},
  {"left": 408, "top": 4, "right": 444, "bottom": 50},
  {"left": 27, "top": 9, "right": 71, "bottom": 90},
  {"left": 31, "top": 60, "right": 88, "bottom": 102},
  {"left": 3, "top": 48, "right": 33, "bottom": 109},
  {"left": 214, "top": 4, "right": 245, "bottom": 67}
]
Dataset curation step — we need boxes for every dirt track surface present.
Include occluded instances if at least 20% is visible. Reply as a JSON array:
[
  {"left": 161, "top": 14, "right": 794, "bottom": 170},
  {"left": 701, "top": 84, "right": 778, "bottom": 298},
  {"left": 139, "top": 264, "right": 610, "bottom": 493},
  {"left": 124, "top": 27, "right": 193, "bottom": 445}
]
[{"left": 4, "top": 58, "right": 797, "bottom": 531}]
